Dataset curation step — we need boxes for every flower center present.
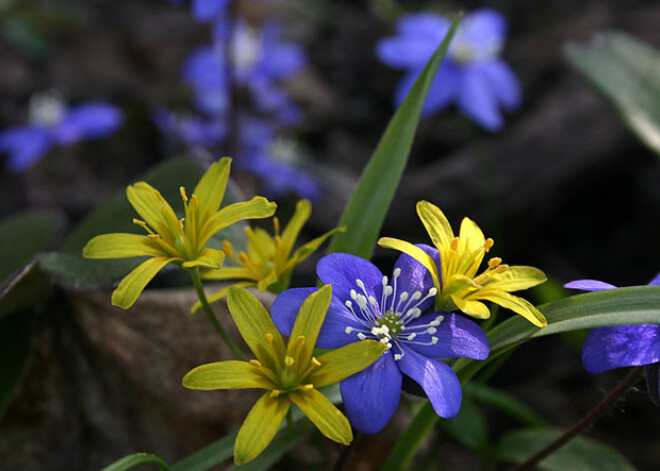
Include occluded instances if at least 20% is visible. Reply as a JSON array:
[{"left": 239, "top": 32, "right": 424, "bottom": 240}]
[
  {"left": 29, "top": 91, "right": 65, "bottom": 128},
  {"left": 232, "top": 25, "right": 261, "bottom": 71}
]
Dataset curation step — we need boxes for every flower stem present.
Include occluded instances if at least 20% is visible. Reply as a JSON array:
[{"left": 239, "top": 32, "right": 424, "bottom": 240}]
[
  {"left": 511, "top": 366, "right": 644, "bottom": 471},
  {"left": 188, "top": 268, "right": 246, "bottom": 360},
  {"left": 332, "top": 430, "right": 359, "bottom": 471}
]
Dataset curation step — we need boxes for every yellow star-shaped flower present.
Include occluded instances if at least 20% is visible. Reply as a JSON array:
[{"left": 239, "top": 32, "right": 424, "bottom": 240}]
[
  {"left": 183, "top": 286, "right": 385, "bottom": 465},
  {"left": 83, "top": 157, "right": 276, "bottom": 309},
  {"left": 379, "top": 201, "right": 547, "bottom": 327}
]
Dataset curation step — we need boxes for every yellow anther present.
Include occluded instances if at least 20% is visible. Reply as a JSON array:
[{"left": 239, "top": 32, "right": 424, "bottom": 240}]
[
  {"left": 222, "top": 240, "right": 234, "bottom": 257},
  {"left": 296, "top": 336, "right": 305, "bottom": 346},
  {"left": 178, "top": 218, "right": 185, "bottom": 232},
  {"left": 269, "top": 390, "right": 281, "bottom": 398},
  {"left": 474, "top": 273, "right": 491, "bottom": 285},
  {"left": 179, "top": 186, "right": 188, "bottom": 202},
  {"left": 301, "top": 384, "right": 314, "bottom": 391},
  {"left": 274, "top": 235, "right": 282, "bottom": 247},
  {"left": 249, "top": 359, "right": 262, "bottom": 368},
  {"left": 273, "top": 217, "right": 280, "bottom": 236},
  {"left": 190, "top": 194, "right": 199, "bottom": 207},
  {"left": 265, "top": 333, "right": 274, "bottom": 344},
  {"left": 496, "top": 264, "right": 508, "bottom": 274},
  {"left": 488, "top": 257, "right": 502, "bottom": 269},
  {"left": 284, "top": 356, "right": 295, "bottom": 367},
  {"left": 147, "top": 234, "right": 160, "bottom": 239},
  {"left": 450, "top": 237, "right": 460, "bottom": 251},
  {"left": 133, "top": 218, "right": 144, "bottom": 227},
  {"left": 311, "top": 357, "right": 321, "bottom": 367},
  {"left": 239, "top": 252, "right": 250, "bottom": 264},
  {"left": 484, "top": 238, "right": 494, "bottom": 251}
]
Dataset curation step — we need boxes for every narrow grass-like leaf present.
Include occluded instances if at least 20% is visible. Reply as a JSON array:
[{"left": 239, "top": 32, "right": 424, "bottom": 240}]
[
  {"left": 327, "top": 14, "right": 462, "bottom": 258},
  {"left": 385, "top": 286, "right": 660, "bottom": 470},
  {"left": 496, "top": 428, "right": 636, "bottom": 471},
  {"left": 100, "top": 452, "right": 170, "bottom": 471},
  {"left": 565, "top": 31, "right": 660, "bottom": 157}
]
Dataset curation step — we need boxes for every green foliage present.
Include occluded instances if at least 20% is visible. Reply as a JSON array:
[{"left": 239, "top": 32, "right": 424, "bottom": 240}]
[
  {"left": 442, "top": 398, "right": 489, "bottom": 453},
  {"left": 326, "top": 14, "right": 462, "bottom": 258},
  {"left": 496, "top": 428, "right": 636, "bottom": 471},
  {"left": 565, "top": 31, "right": 660, "bottom": 157},
  {"left": 100, "top": 453, "right": 170, "bottom": 471}
]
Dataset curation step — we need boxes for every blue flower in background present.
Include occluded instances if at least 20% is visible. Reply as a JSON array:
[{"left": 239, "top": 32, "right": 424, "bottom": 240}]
[
  {"left": 376, "top": 9, "right": 521, "bottom": 131},
  {"left": 565, "top": 272, "right": 660, "bottom": 403},
  {"left": 169, "top": 0, "right": 277, "bottom": 22},
  {"left": 0, "top": 92, "right": 123, "bottom": 172},
  {"left": 272, "top": 252, "right": 489, "bottom": 434},
  {"left": 153, "top": 107, "right": 227, "bottom": 148}
]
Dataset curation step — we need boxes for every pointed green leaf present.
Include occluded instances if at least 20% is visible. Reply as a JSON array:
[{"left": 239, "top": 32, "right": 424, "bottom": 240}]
[
  {"left": 327, "top": 14, "right": 462, "bottom": 258},
  {"left": 565, "top": 31, "right": 660, "bottom": 158},
  {"left": 100, "top": 452, "right": 170, "bottom": 471},
  {"left": 496, "top": 428, "right": 636, "bottom": 471}
]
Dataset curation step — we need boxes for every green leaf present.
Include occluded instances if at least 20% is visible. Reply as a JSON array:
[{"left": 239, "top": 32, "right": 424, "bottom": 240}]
[
  {"left": 0, "top": 310, "right": 33, "bottom": 418},
  {"left": 100, "top": 452, "right": 170, "bottom": 471},
  {"left": 0, "top": 210, "right": 64, "bottom": 286},
  {"left": 171, "top": 434, "right": 235, "bottom": 471},
  {"left": 565, "top": 31, "right": 660, "bottom": 157},
  {"left": 496, "top": 428, "right": 636, "bottom": 471},
  {"left": 442, "top": 398, "right": 489, "bottom": 453},
  {"left": 465, "top": 383, "right": 546, "bottom": 427},
  {"left": 227, "top": 427, "right": 307, "bottom": 471},
  {"left": 326, "top": 14, "right": 462, "bottom": 258},
  {"left": 385, "top": 286, "right": 660, "bottom": 469}
]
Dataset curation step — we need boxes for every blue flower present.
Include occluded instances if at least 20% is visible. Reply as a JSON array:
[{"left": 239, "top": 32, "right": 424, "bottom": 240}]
[
  {"left": 376, "top": 9, "right": 521, "bottom": 131},
  {"left": 152, "top": 107, "right": 227, "bottom": 148},
  {"left": 0, "top": 93, "right": 122, "bottom": 172},
  {"left": 272, "top": 251, "right": 489, "bottom": 434},
  {"left": 169, "top": 0, "right": 277, "bottom": 22},
  {"left": 565, "top": 272, "right": 660, "bottom": 403}
]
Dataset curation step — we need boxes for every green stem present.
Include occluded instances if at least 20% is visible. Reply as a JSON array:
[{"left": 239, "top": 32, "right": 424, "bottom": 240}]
[
  {"left": 188, "top": 268, "right": 246, "bottom": 360},
  {"left": 286, "top": 407, "right": 294, "bottom": 430}
]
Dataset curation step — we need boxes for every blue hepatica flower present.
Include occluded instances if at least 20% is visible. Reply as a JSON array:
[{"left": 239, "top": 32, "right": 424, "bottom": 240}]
[
  {"left": 169, "top": 0, "right": 277, "bottom": 23},
  {"left": 0, "top": 92, "right": 122, "bottom": 172},
  {"left": 272, "top": 251, "right": 490, "bottom": 434},
  {"left": 565, "top": 272, "right": 660, "bottom": 403},
  {"left": 376, "top": 9, "right": 521, "bottom": 131}
]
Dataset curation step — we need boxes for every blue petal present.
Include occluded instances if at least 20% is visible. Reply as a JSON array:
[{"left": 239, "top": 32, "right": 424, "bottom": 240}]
[
  {"left": 55, "top": 103, "right": 122, "bottom": 144},
  {"left": 192, "top": 0, "right": 229, "bottom": 21},
  {"left": 396, "top": 13, "right": 451, "bottom": 39},
  {"left": 564, "top": 279, "right": 618, "bottom": 291},
  {"left": 403, "top": 313, "right": 489, "bottom": 360},
  {"left": 376, "top": 37, "right": 440, "bottom": 70},
  {"left": 478, "top": 60, "right": 521, "bottom": 110},
  {"left": 390, "top": 243, "right": 439, "bottom": 313},
  {"left": 649, "top": 272, "right": 660, "bottom": 286},
  {"left": 340, "top": 352, "right": 401, "bottom": 434},
  {"left": 317, "top": 253, "right": 384, "bottom": 309},
  {"left": 0, "top": 126, "right": 52, "bottom": 172},
  {"left": 394, "top": 64, "right": 458, "bottom": 116},
  {"left": 271, "top": 288, "right": 363, "bottom": 348},
  {"left": 457, "top": 66, "right": 503, "bottom": 131},
  {"left": 459, "top": 8, "right": 507, "bottom": 51},
  {"left": 582, "top": 325, "right": 660, "bottom": 373},
  {"left": 262, "top": 42, "right": 306, "bottom": 80},
  {"left": 182, "top": 46, "right": 225, "bottom": 90},
  {"left": 397, "top": 346, "right": 462, "bottom": 418}
]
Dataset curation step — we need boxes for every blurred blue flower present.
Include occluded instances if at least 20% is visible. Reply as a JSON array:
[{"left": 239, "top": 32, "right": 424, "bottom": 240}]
[
  {"left": 169, "top": 0, "right": 277, "bottom": 22},
  {"left": 565, "top": 272, "right": 660, "bottom": 403},
  {"left": 153, "top": 107, "right": 226, "bottom": 148},
  {"left": 0, "top": 92, "right": 123, "bottom": 172},
  {"left": 182, "top": 19, "right": 306, "bottom": 118},
  {"left": 272, "top": 251, "right": 489, "bottom": 433},
  {"left": 376, "top": 9, "right": 521, "bottom": 131}
]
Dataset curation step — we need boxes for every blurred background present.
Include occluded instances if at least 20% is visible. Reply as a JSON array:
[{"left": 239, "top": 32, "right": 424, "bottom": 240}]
[{"left": 0, "top": 0, "right": 659, "bottom": 469}]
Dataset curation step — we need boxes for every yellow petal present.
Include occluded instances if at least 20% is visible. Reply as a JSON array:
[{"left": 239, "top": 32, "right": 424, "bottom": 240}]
[
  {"left": 246, "top": 227, "right": 277, "bottom": 262},
  {"left": 310, "top": 340, "right": 387, "bottom": 388},
  {"left": 83, "top": 233, "right": 164, "bottom": 259},
  {"left": 280, "top": 199, "right": 311, "bottom": 255},
  {"left": 181, "top": 248, "right": 225, "bottom": 269},
  {"left": 450, "top": 294, "right": 491, "bottom": 319},
  {"left": 285, "top": 226, "right": 345, "bottom": 272},
  {"left": 290, "top": 388, "right": 352, "bottom": 445},
  {"left": 190, "top": 281, "right": 256, "bottom": 314},
  {"left": 182, "top": 360, "right": 275, "bottom": 390},
  {"left": 126, "top": 182, "right": 177, "bottom": 239},
  {"left": 416, "top": 201, "right": 454, "bottom": 251},
  {"left": 111, "top": 256, "right": 176, "bottom": 309},
  {"left": 193, "top": 157, "right": 231, "bottom": 221},
  {"left": 485, "top": 266, "right": 547, "bottom": 292},
  {"left": 287, "top": 285, "right": 332, "bottom": 368},
  {"left": 478, "top": 291, "right": 547, "bottom": 327},
  {"left": 234, "top": 393, "right": 291, "bottom": 465},
  {"left": 201, "top": 266, "right": 255, "bottom": 281},
  {"left": 200, "top": 197, "right": 277, "bottom": 247},
  {"left": 458, "top": 217, "right": 486, "bottom": 253},
  {"left": 378, "top": 237, "right": 441, "bottom": 290},
  {"left": 256, "top": 270, "right": 279, "bottom": 292},
  {"left": 226, "top": 287, "right": 286, "bottom": 369}
]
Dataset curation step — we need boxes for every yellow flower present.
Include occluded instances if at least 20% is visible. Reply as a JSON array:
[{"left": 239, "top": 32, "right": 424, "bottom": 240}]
[
  {"left": 183, "top": 286, "right": 386, "bottom": 465},
  {"left": 378, "top": 201, "right": 547, "bottom": 327},
  {"left": 194, "top": 199, "right": 344, "bottom": 309},
  {"left": 83, "top": 158, "right": 277, "bottom": 309}
]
